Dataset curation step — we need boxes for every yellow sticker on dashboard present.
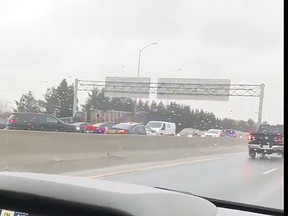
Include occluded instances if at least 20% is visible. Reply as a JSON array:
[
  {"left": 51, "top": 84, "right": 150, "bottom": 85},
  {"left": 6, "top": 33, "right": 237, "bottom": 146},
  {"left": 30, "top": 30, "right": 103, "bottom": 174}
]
[{"left": 0, "top": 209, "right": 15, "bottom": 216}]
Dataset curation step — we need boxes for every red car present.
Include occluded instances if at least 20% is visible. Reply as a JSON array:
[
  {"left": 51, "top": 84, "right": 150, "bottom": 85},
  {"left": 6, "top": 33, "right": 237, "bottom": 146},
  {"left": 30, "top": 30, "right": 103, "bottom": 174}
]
[{"left": 85, "top": 122, "right": 116, "bottom": 134}]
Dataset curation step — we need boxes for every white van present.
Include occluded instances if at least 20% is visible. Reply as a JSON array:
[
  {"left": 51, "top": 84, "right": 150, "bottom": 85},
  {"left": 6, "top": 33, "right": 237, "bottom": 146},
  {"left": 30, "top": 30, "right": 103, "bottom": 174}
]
[{"left": 146, "top": 121, "right": 176, "bottom": 135}]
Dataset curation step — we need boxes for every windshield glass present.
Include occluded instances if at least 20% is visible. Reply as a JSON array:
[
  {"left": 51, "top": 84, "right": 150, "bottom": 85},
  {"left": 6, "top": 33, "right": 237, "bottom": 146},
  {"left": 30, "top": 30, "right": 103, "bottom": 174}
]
[
  {"left": 147, "top": 122, "right": 163, "bottom": 128},
  {"left": 0, "top": 0, "right": 283, "bottom": 212}
]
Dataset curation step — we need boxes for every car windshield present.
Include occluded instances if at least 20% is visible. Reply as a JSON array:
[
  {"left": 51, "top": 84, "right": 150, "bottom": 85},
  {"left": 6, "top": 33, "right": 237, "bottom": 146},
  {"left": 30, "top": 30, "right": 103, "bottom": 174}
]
[
  {"left": 147, "top": 122, "right": 163, "bottom": 128},
  {"left": 0, "top": 0, "right": 283, "bottom": 212}
]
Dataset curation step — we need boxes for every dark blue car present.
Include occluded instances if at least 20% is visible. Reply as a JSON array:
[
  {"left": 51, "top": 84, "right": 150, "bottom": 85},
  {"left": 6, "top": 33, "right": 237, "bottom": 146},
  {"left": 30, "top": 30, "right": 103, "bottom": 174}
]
[{"left": 221, "top": 129, "right": 240, "bottom": 138}]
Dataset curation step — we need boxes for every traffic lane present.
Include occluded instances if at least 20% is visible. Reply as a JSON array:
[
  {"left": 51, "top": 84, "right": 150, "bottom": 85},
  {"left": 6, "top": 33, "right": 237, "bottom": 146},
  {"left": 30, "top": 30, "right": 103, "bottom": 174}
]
[
  {"left": 5, "top": 145, "right": 246, "bottom": 174},
  {"left": 100, "top": 154, "right": 283, "bottom": 210}
]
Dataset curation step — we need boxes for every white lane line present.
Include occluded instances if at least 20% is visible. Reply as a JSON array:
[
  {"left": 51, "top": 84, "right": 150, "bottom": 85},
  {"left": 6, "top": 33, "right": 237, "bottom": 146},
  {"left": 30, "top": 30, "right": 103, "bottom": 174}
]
[
  {"left": 89, "top": 152, "right": 245, "bottom": 179},
  {"left": 262, "top": 168, "right": 278, "bottom": 175}
]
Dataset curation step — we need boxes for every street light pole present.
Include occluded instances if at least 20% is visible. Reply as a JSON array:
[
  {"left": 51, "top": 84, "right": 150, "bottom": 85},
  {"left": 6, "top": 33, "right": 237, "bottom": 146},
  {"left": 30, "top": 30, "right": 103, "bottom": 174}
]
[
  {"left": 135, "top": 43, "right": 157, "bottom": 114},
  {"left": 137, "top": 50, "right": 141, "bottom": 78},
  {"left": 137, "top": 43, "right": 157, "bottom": 78}
]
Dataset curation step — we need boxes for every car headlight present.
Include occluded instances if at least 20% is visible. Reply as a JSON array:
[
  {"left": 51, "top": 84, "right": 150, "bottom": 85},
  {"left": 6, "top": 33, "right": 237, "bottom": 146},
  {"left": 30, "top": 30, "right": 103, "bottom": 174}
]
[
  {"left": 187, "top": 134, "right": 192, "bottom": 138},
  {"left": 76, "top": 126, "right": 80, "bottom": 130},
  {"left": 176, "top": 134, "right": 180, "bottom": 136}
]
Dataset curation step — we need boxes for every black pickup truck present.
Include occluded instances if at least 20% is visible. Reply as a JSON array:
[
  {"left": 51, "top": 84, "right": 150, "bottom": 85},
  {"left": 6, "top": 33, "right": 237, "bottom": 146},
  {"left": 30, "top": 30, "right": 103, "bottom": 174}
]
[{"left": 248, "top": 124, "right": 284, "bottom": 159}]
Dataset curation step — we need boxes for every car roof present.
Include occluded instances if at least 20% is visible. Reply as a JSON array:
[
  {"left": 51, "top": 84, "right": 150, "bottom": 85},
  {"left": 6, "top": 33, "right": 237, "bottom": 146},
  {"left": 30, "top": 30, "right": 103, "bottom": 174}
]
[
  {"left": 181, "top": 128, "right": 199, "bottom": 130},
  {"left": 112, "top": 122, "right": 143, "bottom": 130},
  {"left": 72, "top": 122, "right": 88, "bottom": 125},
  {"left": 148, "top": 121, "right": 174, "bottom": 124},
  {"left": 116, "top": 122, "right": 142, "bottom": 125},
  {"left": 222, "top": 129, "right": 237, "bottom": 132},
  {"left": 113, "top": 122, "right": 144, "bottom": 128},
  {"left": 12, "top": 112, "right": 55, "bottom": 117},
  {"left": 207, "top": 129, "right": 222, "bottom": 131},
  {"left": 92, "top": 122, "right": 116, "bottom": 126}
]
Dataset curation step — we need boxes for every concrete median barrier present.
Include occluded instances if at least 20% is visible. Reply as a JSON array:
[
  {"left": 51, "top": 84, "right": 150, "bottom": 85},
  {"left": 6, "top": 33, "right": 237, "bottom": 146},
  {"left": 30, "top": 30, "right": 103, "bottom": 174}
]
[{"left": 0, "top": 130, "right": 248, "bottom": 173}]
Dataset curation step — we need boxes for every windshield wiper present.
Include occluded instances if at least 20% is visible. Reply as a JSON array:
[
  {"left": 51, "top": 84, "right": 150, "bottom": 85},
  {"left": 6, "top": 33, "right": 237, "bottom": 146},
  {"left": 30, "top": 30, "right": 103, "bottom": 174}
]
[{"left": 155, "top": 187, "right": 283, "bottom": 216}]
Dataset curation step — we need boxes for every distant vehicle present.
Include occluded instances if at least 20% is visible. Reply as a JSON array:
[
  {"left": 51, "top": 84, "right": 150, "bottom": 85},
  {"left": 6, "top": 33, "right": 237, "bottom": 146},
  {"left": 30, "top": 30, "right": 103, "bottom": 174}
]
[
  {"left": 85, "top": 122, "right": 116, "bottom": 134},
  {"left": 146, "top": 121, "right": 176, "bottom": 135},
  {"left": 145, "top": 125, "right": 157, "bottom": 135},
  {"left": 221, "top": 129, "right": 240, "bottom": 138},
  {"left": 248, "top": 124, "right": 284, "bottom": 159},
  {"left": 177, "top": 128, "right": 202, "bottom": 137},
  {"left": 6, "top": 112, "right": 77, "bottom": 132},
  {"left": 201, "top": 129, "right": 222, "bottom": 138},
  {"left": 71, "top": 122, "right": 90, "bottom": 133},
  {"left": 106, "top": 122, "right": 147, "bottom": 135},
  {"left": 0, "top": 117, "right": 6, "bottom": 129}
]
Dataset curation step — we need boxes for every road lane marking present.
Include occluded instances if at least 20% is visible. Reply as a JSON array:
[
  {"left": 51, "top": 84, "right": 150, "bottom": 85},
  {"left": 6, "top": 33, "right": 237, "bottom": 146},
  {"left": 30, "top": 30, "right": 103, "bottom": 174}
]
[
  {"left": 262, "top": 168, "right": 278, "bottom": 175},
  {"left": 89, "top": 152, "right": 246, "bottom": 179}
]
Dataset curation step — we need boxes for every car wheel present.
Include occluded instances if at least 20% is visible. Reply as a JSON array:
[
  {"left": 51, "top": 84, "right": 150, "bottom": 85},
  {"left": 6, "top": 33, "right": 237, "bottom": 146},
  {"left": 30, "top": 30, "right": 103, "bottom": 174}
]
[{"left": 249, "top": 149, "right": 256, "bottom": 159}]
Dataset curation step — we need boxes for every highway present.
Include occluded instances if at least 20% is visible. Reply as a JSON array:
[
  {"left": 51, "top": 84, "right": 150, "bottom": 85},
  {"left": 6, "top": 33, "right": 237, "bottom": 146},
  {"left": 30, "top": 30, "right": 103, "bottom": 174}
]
[
  {"left": 80, "top": 153, "right": 283, "bottom": 210},
  {"left": 0, "top": 130, "right": 283, "bottom": 210}
]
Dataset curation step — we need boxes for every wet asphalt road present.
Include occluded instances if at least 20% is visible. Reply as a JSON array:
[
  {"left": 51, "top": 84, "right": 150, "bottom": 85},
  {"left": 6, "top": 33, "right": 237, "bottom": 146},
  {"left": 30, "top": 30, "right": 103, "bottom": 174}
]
[{"left": 99, "top": 153, "right": 283, "bottom": 210}]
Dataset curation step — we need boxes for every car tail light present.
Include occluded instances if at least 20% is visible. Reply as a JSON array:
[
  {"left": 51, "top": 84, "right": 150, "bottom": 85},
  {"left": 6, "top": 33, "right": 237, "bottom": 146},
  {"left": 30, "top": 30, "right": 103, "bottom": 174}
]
[
  {"left": 8, "top": 118, "right": 17, "bottom": 124},
  {"left": 119, "top": 129, "right": 128, "bottom": 134},
  {"left": 275, "top": 135, "right": 284, "bottom": 144},
  {"left": 248, "top": 134, "right": 255, "bottom": 141},
  {"left": 88, "top": 125, "right": 97, "bottom": 130}
]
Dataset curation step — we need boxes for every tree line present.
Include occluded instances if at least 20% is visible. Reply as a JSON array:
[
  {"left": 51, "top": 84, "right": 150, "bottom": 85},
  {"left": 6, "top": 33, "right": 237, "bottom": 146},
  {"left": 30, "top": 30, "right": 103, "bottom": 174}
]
[
  {"left": 15, "top": 79, "right": 74, "bottom": 118},
  {"left": 15, "top": 79, "right": 257, "bottom": 132}
]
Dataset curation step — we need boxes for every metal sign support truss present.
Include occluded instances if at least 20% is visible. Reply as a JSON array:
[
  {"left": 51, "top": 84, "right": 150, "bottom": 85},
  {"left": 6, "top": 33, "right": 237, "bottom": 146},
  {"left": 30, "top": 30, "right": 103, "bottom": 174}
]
[{"left": 73, "top": 79, "right": 265, "bottom": 126}]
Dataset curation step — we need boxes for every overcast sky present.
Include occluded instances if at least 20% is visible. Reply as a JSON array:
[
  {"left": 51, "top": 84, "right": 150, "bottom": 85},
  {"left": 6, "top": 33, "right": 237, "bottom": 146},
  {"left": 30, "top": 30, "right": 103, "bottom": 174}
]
[{"left": 0, "top": 0, "right": 283, "bottom": 124}]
